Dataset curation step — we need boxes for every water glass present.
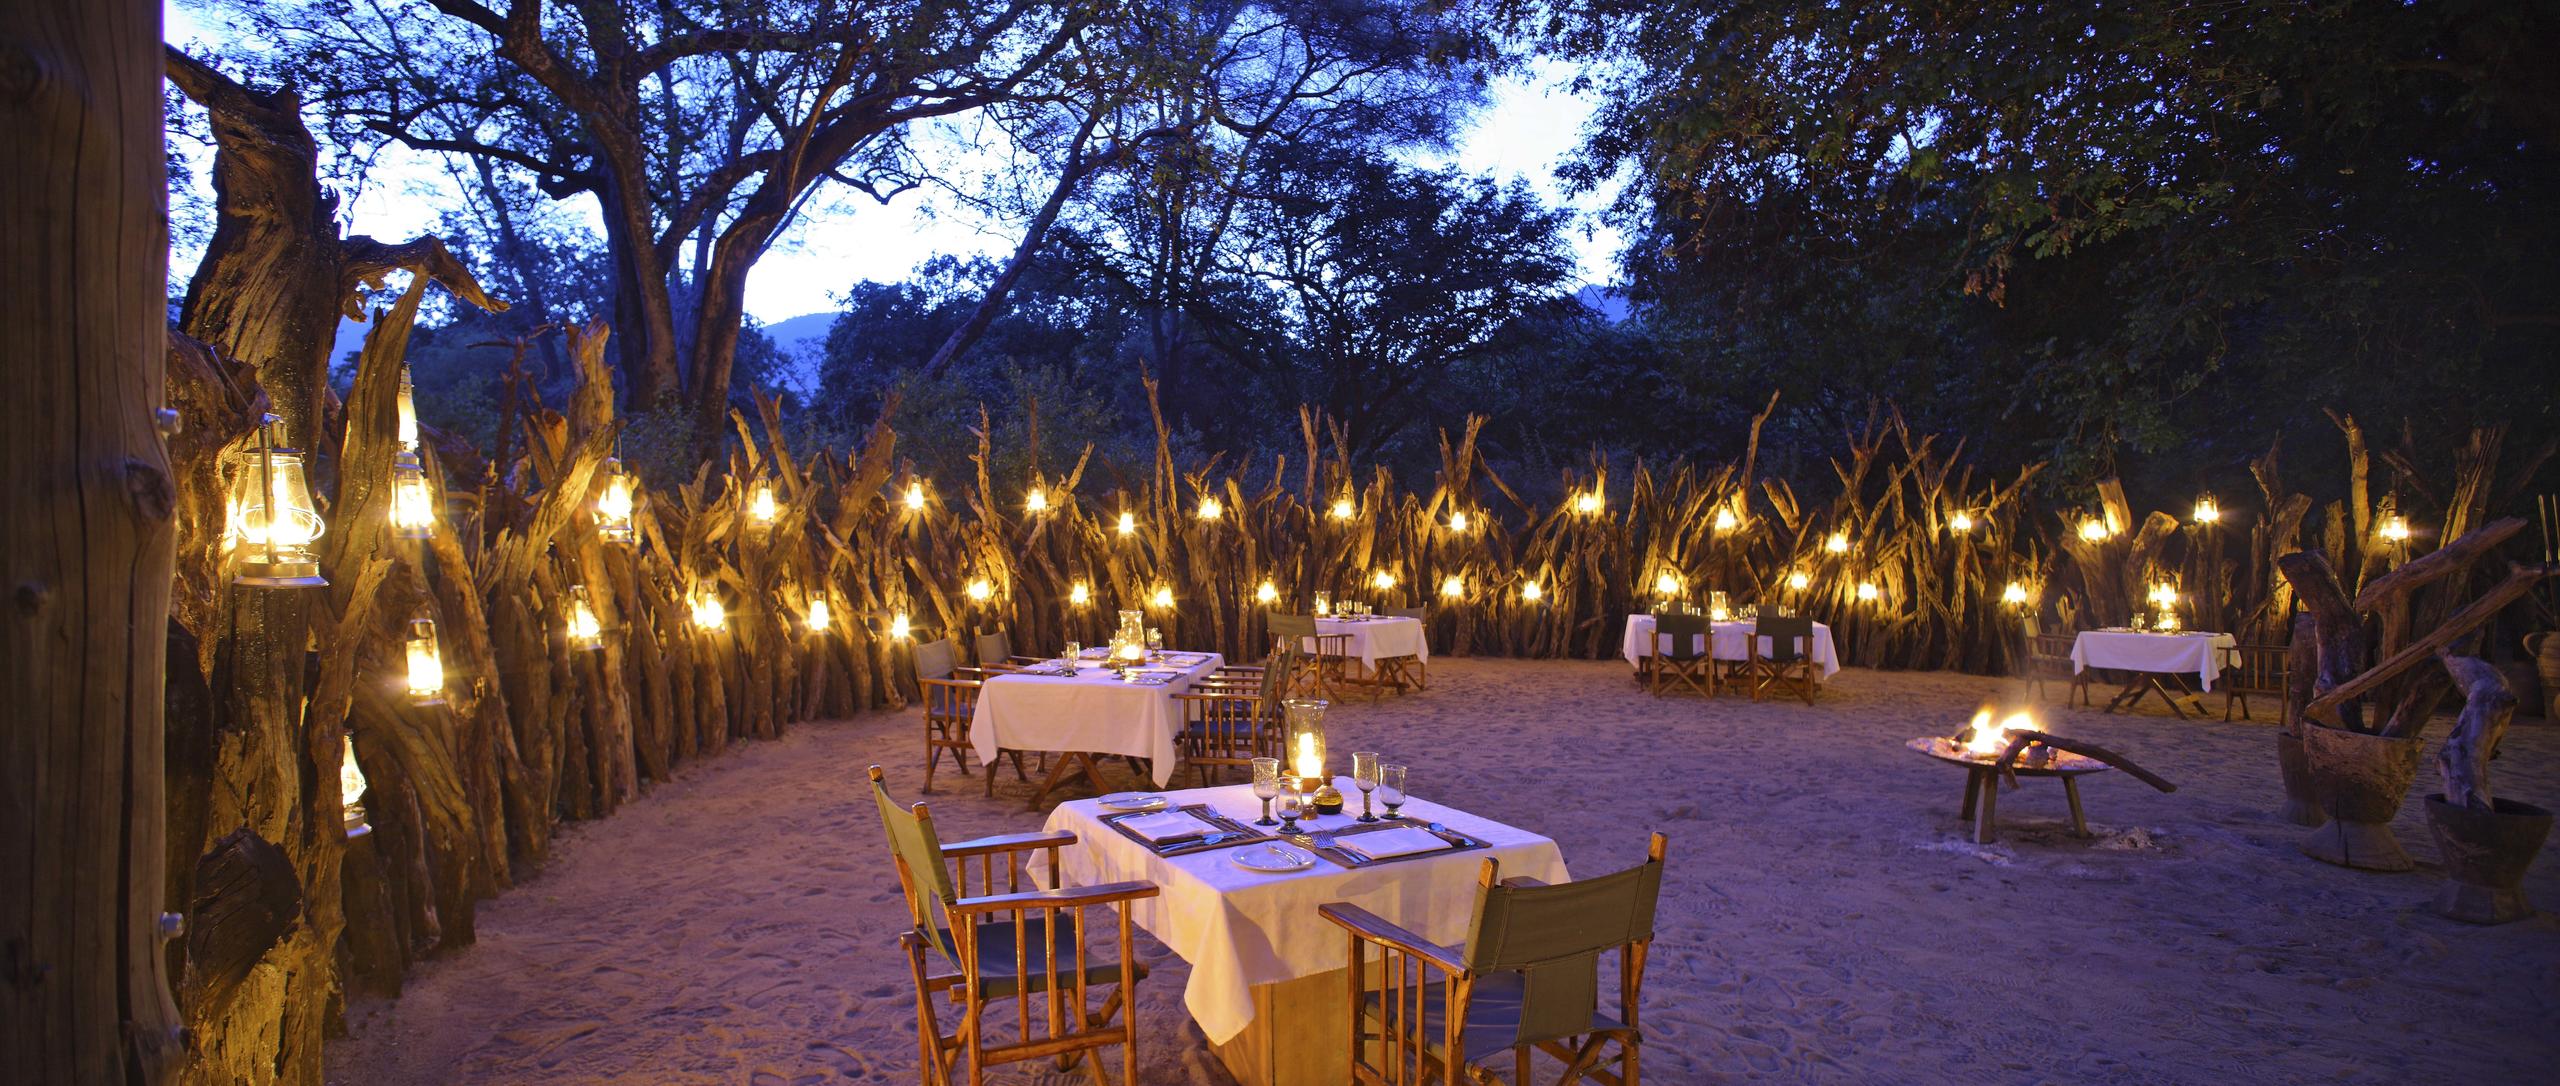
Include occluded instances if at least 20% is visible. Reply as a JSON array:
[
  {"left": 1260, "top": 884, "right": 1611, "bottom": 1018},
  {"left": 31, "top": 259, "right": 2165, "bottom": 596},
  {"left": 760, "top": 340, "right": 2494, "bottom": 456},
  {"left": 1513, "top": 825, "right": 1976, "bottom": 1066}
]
[
  {"left": 1147, "top": 626, "right": 1164, "bottom": 660},
  {"left": 1064, "top": 641, "right": 1081, "bottom": 673},
  {"left": 1351, "top": 751, "right": 1381, "bottom": 822},
  {"left": 1379, "top": 763, "right": 1408, "bottom": 820},
  {"left": 1251, "top": 757, "right": 1283, "bottom": 826}
]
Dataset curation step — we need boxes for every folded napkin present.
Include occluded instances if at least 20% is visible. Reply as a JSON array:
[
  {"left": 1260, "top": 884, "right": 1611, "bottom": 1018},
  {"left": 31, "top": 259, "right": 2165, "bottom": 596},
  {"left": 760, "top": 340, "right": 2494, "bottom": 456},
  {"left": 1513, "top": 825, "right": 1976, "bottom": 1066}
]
[
  {"left": 1337, "top": 826, "right": 1451, "bottom": 860},
  {"left": 1124, "top": 671, "right": 1175, "bottom": 686},
  {"left": 1116, "top": 810, "right": 1216, "bottom": 842}
]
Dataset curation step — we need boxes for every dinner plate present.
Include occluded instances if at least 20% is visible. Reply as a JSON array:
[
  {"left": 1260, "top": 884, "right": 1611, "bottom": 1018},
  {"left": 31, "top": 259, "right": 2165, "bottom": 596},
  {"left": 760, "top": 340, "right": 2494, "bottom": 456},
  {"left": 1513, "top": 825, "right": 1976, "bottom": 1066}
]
[
  {"left": 1230, "top": 843, "right": 1316, "bottom": 872},
  {"left": 1097, "top": 792, "right": 1168, "bottom": 812}
]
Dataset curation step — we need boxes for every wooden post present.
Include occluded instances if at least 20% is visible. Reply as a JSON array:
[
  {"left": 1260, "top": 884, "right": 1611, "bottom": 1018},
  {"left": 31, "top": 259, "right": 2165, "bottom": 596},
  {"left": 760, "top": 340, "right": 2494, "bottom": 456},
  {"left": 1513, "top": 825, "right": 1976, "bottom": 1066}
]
[{"left": 0, "top": 0, "right": 184, "bottom": 1082}]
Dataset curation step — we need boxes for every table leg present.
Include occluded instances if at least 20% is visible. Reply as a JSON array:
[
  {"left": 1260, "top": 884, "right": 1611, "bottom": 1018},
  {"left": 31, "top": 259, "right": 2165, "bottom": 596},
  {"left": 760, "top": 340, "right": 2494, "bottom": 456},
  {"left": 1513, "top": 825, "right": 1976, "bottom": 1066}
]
[
  {"left": 1028, "top": 751, "right": 1106, "bottom": 809},
  {"left": 1960, "top": 768, "right": 1983, "bottom": 820},
  {"left": 2103, "top": 672, "right": 2145, "bottom": 714},
  {"left": 1974, "top": 775, "right": 2000, "bottom": 844},
  {"left": 2063, "top": 777, "right": 2092, "bottom": 838}
]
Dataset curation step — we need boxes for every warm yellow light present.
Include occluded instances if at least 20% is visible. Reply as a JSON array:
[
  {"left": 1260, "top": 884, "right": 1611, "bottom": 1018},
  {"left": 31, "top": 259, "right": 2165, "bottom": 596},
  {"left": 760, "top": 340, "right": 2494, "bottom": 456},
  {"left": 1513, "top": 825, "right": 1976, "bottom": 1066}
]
[
  {"left": 1071, "top": 582, "right": 1092, "bottom": 606},
  {"left": 1449, "top": 511, "right": 1470, "bottom": 532},
  {"left": 2078, "top": 516, "right": 2111, "bottom": 542},
  {"left": 1522, "top": 581, "right": 1543, "bottom": 601},
  {"left": 1255, "top": 580, "right": 1277, "bottom": 603},
  {"left": 230, "top": 415, "right": 328, "bottom": 587},
  {"left": 1856, "top": 581, "right": 1881, "bottom": 602},
  {"left": 806, "top": 597, "right": 832, "bottom": 632},
  {"left": 1294, "top": 731, "right": 1321, "bottom": 781},
  {"left": 1330, "top": 498, "right": 1354, "bottom": 520},
  {"left": 965, "top": 578, "right": 992, "bottom": 602},
  {"left": 1198, "top": 496, "right": 1223, "bottom": 520},
  {"left": 1372, "top": 570, "right": 1397, "bottom": 590},
  {"left": 595, "top": 458, "right": 636, "bottom": 545},
  {"left": 1440, "top": 575, "right": 1464, "bottom": 599},
  {"left": 2379, "top": 514, "right": 2411, "bottom": 542},
  {"left": 1150, "top": 586, "right": 1174, "bottom": 608},
  {"left": 1949, "top": 511, "right": 1974, "bottom": 533},
  {"left": 1574, "top": 491, "right": 1602, "bottom": 514},
  {"left": 405, "top": 617, "right": 445, "bottom": 703},
  {"left": 2003, "top": 581, "right": 2030, "bottom": 606},
  {"left": 1825, "top": 531, "right": 1849, "bottom": 554},
  {"left": 1713, "top": 507, "right": 1739, "bottom": 533},
  {"left": 390, "top": 450, "right": 436, "bottom": 539},
  {"left": 1117, "top": 512, "right": 1136, "bottom": 535},
  {"left": 748, "top": 480, "right": 778, "bottom": 524},
  {"left": 1787, "top": 570, "right": 1811, "bottom": 591},
  {"left": 396, "top": 365, "right": 419, "bottom": 449},
  {"left": 1654, "top": 571, "right": 1680, "bottom": 596},
  {"left": 565, "top": 587, "right": 603, "bottom": 651},
  {"left": 889, "top": 612, "right": 911, "bottom": 639},
  {"left": 1964, "top": 708, "right": 2040, "bottom": 758},
  {"left": 2193, "top": 495, "right": 2220, "bottom": 524},
  {"left": 905, "top": 482, "right": 927, "bottom": 511},
  {"left": 689, "top": 589, "right": 727, "bottom": 631},
  {"left": 1026, "top": 489, "right": 1049, "bottom": 513},
  {"left": 2149, "top": 583, "right": 2180, "bottom": 607},
  {"left": 339, "top": 740, "right": 370, "bottom": 829}
]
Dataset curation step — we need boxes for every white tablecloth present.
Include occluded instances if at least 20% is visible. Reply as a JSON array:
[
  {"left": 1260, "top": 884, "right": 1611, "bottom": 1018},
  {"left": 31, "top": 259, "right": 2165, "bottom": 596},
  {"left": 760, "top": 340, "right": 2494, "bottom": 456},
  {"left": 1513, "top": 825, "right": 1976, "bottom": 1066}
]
[
  {"left": 2071, "top": 630, "right": 2239, "bottom": 691},
  {"left": 1619, "top": 614, "right": 1842, "bottom": 678},
  {"left": 968, "top": 652, "right": 1225, "bottom": 786},
  {"left": 1040, "top": 779, "right": 1568, "bottom": 1045},
  {"left": 1304, "top": 616, "right": 1429, "bottom": 670}
]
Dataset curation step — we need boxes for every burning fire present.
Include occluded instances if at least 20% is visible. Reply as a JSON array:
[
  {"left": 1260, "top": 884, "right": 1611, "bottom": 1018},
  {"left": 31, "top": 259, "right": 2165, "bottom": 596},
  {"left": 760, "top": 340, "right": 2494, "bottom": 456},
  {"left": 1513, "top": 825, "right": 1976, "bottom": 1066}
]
[{"left": 1960, "top": 706, "right": 2041, "bottom": 758}]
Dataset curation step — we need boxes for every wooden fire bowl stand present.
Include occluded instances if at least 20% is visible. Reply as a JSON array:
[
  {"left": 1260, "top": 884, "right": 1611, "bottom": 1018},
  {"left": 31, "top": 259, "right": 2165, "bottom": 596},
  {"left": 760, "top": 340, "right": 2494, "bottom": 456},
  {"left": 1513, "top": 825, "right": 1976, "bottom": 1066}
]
[{"left": 1907, "top": 730, "right": 2178, "bottom": 844}]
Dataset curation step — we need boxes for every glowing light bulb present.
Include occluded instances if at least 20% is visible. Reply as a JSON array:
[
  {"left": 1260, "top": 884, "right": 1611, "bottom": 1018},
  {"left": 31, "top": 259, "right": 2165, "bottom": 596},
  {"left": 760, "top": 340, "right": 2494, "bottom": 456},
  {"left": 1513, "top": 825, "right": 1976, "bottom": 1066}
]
[
  {"left": 905, "top": 482, "right": 927, "bottom": 511},
  {"left": 405, "top": 617, "right": 445, "bottom": 704},
  {"left": 806, "top": 597, "right": 831, "bottom": 632},
  {"left": 1440, "top": 576, "right": 1464, "bottom": 599},
  {"left": 1787, "top": 570, "right": 1811, "bottom": 591},
  {"left": 1255, "top": 581, "right": 1277, "bottom": 603},
  {"left": 1070, "top": 582, "right": 1091, "bottom": 606},
  {"left": 1117, "top": 512, "right": 1136, "bottom": 535},
  {"left": 1825, "top": 531, "right": 1849, "bottom": 554}
]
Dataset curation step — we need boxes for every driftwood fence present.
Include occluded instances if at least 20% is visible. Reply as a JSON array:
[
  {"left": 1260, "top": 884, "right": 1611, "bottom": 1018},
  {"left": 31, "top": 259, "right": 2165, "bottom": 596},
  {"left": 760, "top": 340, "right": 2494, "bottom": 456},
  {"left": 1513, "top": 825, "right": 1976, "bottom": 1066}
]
[{"left": 143, "top": 47, "right": 2557, "bottom": 1086}]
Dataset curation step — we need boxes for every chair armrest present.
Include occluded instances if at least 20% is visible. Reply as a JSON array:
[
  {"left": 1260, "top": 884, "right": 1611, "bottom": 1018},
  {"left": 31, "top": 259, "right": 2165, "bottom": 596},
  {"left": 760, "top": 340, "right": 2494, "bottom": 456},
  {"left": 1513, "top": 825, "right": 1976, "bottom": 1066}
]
[
  {"left": 919, "top": 676, "right": 983, "bottom": 692},
  {"left": 1318, "top": 902, "right": 1466, "bottom": 974},
  {"left": 948, "top": 880, "right": 1160, "bottom": 915},
  {"left": 1006, "top": 655, "right": 1048, "bottom": 665},
  {"left": 940, "top": 829, "right": 1077, "bottom": 859},
  {"left": 1498, "top": 875, "right": 1548, "bottom": 889}
]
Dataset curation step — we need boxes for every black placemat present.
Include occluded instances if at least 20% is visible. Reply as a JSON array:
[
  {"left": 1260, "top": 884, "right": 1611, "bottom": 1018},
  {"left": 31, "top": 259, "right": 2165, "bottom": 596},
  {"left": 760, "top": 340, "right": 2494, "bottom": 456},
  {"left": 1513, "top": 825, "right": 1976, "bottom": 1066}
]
[
  {"left": 1100, "top": 804, "right": 1269, "bottom": 856},
  {"left": 1284, "top": 819, "right": 1489, "bottom": 868}
]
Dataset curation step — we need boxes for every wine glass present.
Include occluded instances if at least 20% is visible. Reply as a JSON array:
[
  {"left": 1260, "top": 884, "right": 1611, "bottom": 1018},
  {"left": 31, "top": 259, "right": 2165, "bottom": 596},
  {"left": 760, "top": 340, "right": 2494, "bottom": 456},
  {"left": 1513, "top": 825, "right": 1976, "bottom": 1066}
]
[
  {"left": 1274, "top": 786, "right": 1306, "bottom": 835},
  {"left": 1379, "top": 764, "right": 1408, "bottom": 820},
  {"left": 1147, "top": 626, "right": 1164, "bottom": 662},
  {"left": 1351, "top": 751, "right": 1381, "bottom": 822},
  {"left": 1064, "top": 640, "right": 1081, "bottom": 674},
  {"left": 1251, "top": 757, "right": 1282, "bottom": 826}
]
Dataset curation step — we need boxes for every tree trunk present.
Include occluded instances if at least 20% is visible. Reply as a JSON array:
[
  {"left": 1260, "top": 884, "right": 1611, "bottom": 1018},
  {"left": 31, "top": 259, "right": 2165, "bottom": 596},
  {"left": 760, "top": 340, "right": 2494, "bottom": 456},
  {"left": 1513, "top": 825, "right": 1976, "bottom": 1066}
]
[{"left": 0, "top": 2, "right": 184, "bottom": 1083}]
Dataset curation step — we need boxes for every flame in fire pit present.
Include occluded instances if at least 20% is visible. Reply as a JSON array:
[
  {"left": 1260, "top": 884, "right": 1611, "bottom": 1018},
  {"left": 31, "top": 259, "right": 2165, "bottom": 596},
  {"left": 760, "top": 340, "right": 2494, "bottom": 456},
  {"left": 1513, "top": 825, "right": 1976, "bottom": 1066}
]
[{"left": 1961, "top": 707, "right": 2040, "bottom": 757}]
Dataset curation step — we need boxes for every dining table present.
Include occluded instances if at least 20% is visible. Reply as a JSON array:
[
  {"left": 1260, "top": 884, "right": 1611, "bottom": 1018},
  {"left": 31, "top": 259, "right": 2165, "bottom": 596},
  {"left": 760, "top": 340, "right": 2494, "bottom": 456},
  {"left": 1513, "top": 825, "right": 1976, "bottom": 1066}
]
[
  {"left": 2070, "top": 628, "right": 2239, "bottom": 719},
  {"left": 967, "top": 648, "right": 1225, "bottom": 805},
  {"left": 1040, "top": 778, "right": 1568, "bottom": 1086},
  {"left": 1619, "top": 613, "right": 1843, "bottom": 678}
]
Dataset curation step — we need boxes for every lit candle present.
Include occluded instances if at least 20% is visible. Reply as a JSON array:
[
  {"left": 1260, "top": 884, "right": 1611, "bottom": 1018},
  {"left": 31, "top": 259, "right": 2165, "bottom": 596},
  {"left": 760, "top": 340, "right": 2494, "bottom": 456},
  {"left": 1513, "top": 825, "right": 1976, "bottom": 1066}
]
[
  {"left": 1856, "top": 581, "right": 1880, "bottom": 602},
  {"left": 1575, "top": 491, "right": 1601, "bottom": 514},
  {"left": 1294, "top": 731, "right": 1321, "bottom": 781},
  {"left": 595, "top": 458, "right": 636, "bottom": 544},
  {"left": 1654, "top": 572, "right": 1679, "bottom": 596},
  {"left": 2192, "top": 495, "right": 2220, "bottom": 524},
  {"left": 405, "top": 617, "right": 445, "bottom": 703},
  {"left": 2078, "top": 516, "right": 2111, "bottom": 542},
  {"left": 1070, "top": 582, "right": 1092, "bottom": 606},
  {"left": 390, "top": 450, "right": 436, "bottom": 539},
  {"left": 690, "top": 590, "right": 726, "bottom": 631},
  {"left": 566, "top": 588, "right": 604, "bottom": 650},
  {"left": 1713, "top": 507, "right": 1739, "bottom": 533}
]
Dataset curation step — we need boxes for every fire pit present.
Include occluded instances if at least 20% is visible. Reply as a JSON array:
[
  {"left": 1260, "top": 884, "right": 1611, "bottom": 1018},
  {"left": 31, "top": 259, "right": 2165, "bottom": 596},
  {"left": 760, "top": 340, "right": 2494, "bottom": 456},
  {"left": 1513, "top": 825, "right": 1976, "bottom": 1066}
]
[{"left": 1908, "top": 710, "right": 2177, "bottom": 844}]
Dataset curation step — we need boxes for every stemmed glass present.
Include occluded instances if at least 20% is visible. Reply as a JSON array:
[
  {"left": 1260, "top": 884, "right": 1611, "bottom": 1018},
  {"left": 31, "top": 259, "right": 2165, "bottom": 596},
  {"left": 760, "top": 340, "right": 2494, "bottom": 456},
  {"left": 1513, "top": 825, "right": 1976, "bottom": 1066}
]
[
  {"left": 1147, "top": 626, "right": 1165, "bottom": 662},
  {"left": 1274, "top": 785, "right": 1306, "bottom": 835},
  {"left": 1351, "top": 752, "right": 1381, "bottom": 822},
  {"left": 1379, "top": 763, "right": 1408, "bottom": 821},
  {"left": 1064, "top": 640, "right": 1081, "bottom": 674},
  {"left": 1251, "top": 757, "right": 1282, "bottom": 826}
]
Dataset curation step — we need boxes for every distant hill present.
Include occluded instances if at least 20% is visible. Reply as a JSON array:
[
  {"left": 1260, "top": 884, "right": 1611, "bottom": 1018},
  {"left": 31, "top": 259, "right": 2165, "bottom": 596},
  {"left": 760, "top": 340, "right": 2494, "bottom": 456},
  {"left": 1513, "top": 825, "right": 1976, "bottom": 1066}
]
[{"left": 760, "top": 311, "right": 839, "bottom": 361}]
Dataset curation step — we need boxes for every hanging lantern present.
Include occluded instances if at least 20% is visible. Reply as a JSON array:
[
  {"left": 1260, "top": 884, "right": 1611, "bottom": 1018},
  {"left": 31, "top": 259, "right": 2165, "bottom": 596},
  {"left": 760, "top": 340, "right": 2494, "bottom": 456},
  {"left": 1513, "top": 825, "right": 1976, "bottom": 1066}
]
[
  {"left": 2078, "top": 515, "right": 2112, "bottom": 542},
  {"left": 1574, "top": 491, "right": 1602, "bottom": 515},
  {"left": 1330, "top": 498, "right": 1354, "bottom": 520},
  {"left": 1255, "top": 580, "right": 1278, "bottom": 603},
  {"left": 396, "top": 364, "right": 420, "bottom": 450},
  {"left": 340, "top": 740, "right": 371, "bottom": 831},
  {"left": 1440, "top": 575, "right": 1465, "bottom": 599},
  {"left": 1855, "top": 581, "right": 1881, "bottom": 602},
  {"left": 2192, "top": 494, "right": 2221, "bottom": 524},
  {"left": 2003, "top": 581, "right": 2031, "bottom": 606},
  {"left": 405, "top": 617, "right": 446, "bottom": 705},
  {"left": 1372, "top": 570, "right": 1397, "bottom": 590},
  {"left": 1825, "top": 531, "right": 1849, "bottom": 554},
  {"left": 689, "top": 587, "right": 727, "bottom": 631},
  {"left": 965, "top": 578, "right": 993, "bottom": 603},
  {"left": 1150, "top": 585, "right": 1174, "bottom": 608},
  {"left": 889, "top": 612, "right": 912, "bottom": 640},
  {"left": 1949, "top": 511, "right": 1975, "bottom": 533},
  {"left": 1071, "top": 581, "right": 1092, "bottom": 606},
  {"left": 905, "top": 482, "right": 928, "bottom": 511},
  {"left": 1653, "top": 571, "right": 1680, "bottom": 597},
  {"left": 1198, "top": 496, "right": 1223, "bottom": 520},
  {"left": 565, "top": 586, "right": 604, "bottom": 651},
  {"left": 1713, "top": 506, "right": 1740, "bottom": 533},
  {"left": 1521, "top": 581, "right": 1543, "bottom": 602},
  {"left": 1787, "top": 570, "right": 1811, "bottom": 591},
  {"left": 594, "top": 457, "right": 637, "bottom": 544},
  {"left": 1026, "top": 488, "right": 1049, "bottom": 513},
  {"left": 1449, "top": 511, "right": 1470, "bottom": 532},
  {"left": 748, "top": 479, "right": 778, "bottom": 525},
  {"left": 2379, "top": 513, "right": 2412, "bottom": 542},
  {"left": 230, "top": 414, "right": 327, "bottom": 587},
  {"left": 1117, "top": 511, "right": 1136, "bottom": 535},
  {"left": 806, "top": 596, "right": 832, "bottom": 633},
  {"left": 389, "top": 449, "right": 436, "bottom": 539}
]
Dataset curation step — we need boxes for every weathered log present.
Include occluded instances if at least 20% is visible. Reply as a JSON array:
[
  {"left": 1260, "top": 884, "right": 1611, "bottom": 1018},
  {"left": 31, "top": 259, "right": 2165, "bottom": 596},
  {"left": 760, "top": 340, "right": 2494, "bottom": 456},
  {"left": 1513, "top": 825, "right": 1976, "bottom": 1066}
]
[
  {"left": 2437, "top": 654, "right": 2518, "bottom": 811},
  {"left": 177, "top": 830, "right": 302, "bottom": 1024},
  {"left": 2302, "top": 563, "right": 2550, "bottom": 734},
  {"left": 2277, "top": 550, "right": 2368, "bottom": 732}
]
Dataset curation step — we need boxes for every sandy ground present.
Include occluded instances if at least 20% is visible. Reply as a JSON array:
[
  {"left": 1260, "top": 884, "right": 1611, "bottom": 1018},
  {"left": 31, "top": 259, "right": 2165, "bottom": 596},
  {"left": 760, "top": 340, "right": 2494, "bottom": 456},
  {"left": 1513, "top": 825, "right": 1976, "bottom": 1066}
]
[{"left": 328, "top": 658, "right": 2560, "bottom": 1084}]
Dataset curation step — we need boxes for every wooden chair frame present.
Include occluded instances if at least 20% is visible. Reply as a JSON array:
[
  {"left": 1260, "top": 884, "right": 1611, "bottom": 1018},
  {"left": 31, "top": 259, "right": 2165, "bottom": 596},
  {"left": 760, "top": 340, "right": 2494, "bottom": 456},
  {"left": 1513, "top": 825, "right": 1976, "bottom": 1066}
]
[
  {"left": 2023, "top": 633, "right": 2091, "bottom": 707},
  {"left": 2220, "top": 642, "right": 2289, "bottom": 721},
  {"left": 1372, "top": 606, "right": 1429, "bottom": 695},
  {"left": 1268, "top": 615, "right": 1353, "bottom": 700},
  {"left": 872, "top": 766, "right": 1160, "bottom": 1086},
  {"left": 1647, "top": 615, "right": 1715, "bottom": 699},
  {"left": 1322, "top": 834, "right": 1666, "bottom": 1085},
  {"left": 1745, "top": 618, "right": 1819, "bottom": 705}
]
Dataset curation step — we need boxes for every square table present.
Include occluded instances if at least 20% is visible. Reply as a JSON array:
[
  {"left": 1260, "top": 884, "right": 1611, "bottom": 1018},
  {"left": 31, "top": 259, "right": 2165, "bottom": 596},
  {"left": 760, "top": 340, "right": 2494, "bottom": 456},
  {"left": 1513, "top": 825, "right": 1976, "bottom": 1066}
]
[
  {"left": 1301, "top": 615, "right": 1429, "bottom": 694},
  {"left": 1041, "top": 779, "right": 1569, "bottom": 1086},
  {"left": 2070, "top": 629, "right": 2239, "bottom": 718},
  {"left": 968, "top": 651, "right": 1225, "bottom": 804},
  {"left": 1620, "top": 613, "right": 1843, "bottom": 678}
]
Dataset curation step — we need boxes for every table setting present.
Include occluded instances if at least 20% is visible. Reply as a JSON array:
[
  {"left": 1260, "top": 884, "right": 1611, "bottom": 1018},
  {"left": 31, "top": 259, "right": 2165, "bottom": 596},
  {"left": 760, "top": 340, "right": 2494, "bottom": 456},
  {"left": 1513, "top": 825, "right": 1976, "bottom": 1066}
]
[
  {"left": 969, "top": 610, "right": 1227, "bottom": 801},
  {"left": 1621, "top": 608, "right": 1843, "bottom": 676},
  {"left": 2070, "top": 626, "right": 2239, "bottom": 717}
]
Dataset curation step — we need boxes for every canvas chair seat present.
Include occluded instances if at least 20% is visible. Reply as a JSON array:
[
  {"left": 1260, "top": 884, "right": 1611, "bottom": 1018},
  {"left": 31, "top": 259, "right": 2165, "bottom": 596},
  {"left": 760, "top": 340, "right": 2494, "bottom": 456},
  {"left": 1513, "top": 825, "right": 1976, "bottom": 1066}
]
[
  {"left": 1360, "top": 969, "right": 1631, "bottom": 1065},
  {"left": 929, "top": 914, "right": 1148, "bottom": 999}
]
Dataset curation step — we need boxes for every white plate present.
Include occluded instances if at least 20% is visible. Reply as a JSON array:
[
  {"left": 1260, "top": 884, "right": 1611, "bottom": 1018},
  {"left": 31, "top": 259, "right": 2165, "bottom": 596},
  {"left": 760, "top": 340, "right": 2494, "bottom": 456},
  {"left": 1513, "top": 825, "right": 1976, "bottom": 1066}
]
[
  {"left": 1097, "top": 792, "right": 1168, "bottom": 812},
  {"left": 1230, "top": 843, "right": 1316, "bottom": 872}
]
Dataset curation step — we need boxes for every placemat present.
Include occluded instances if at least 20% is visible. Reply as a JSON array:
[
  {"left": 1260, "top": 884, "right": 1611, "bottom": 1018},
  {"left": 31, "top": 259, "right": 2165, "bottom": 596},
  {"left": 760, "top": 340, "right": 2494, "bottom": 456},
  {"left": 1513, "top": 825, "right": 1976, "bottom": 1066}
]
[
  {"left": 1284, "top": 819, "right": 1488, "bottom": 868},
  {"left": 1100, "top": 804, "right": 1268, "bottom": 857}
]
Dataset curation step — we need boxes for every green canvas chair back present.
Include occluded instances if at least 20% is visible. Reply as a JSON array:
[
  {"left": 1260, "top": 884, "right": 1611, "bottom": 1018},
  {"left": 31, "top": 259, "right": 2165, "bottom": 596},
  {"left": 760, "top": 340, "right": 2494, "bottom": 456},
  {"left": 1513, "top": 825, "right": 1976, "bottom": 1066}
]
[
  {"left": 974, "top": 629, "right": 1012, "bottom": 665},
  {"left": 1653, "top": 612, "right": 1711, "bottom": 661},
  {"left": 868, "top": 769, "right": 958, "bottom": 967},
  {"left": 1260, "top": 645, "right": 1297, "bottom": 707},
  {"left": 1461, "top": 848, "right": 1665, "bottom": 1052},
  {"left": 1754, "top": 615, "right": 1813, "bottom": 663},
  {"left": 1267, "top": 613, "right": 1317, "bottom": 643},
  {"left": 914, "top": 637, "right": 958, "bottom": 682}
]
